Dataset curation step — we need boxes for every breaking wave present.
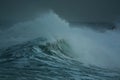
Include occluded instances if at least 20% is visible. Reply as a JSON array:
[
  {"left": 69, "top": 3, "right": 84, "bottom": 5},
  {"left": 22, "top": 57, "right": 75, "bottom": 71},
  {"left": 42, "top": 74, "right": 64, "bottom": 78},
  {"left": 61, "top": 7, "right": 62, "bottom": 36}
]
[{"left": 0, "top": 11, "right": 120, "bottom": 80}]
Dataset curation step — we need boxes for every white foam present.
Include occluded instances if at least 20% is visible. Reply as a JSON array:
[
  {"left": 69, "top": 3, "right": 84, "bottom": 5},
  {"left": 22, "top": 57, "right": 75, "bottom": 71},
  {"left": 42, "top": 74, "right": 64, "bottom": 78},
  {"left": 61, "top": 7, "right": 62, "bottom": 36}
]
[{"left": 0, "top": 11, "right": 120, "bottom": 68}]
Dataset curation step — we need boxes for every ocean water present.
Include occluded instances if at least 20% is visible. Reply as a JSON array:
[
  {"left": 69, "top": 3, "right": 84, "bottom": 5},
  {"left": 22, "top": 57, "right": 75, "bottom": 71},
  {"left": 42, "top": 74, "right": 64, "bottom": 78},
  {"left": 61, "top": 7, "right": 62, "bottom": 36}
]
[
  {"left": 0, "top": 11, "right": 120, "bottom": 80},
  {"left": 0, "top": 38, "right": 120, "bottom": 80}
]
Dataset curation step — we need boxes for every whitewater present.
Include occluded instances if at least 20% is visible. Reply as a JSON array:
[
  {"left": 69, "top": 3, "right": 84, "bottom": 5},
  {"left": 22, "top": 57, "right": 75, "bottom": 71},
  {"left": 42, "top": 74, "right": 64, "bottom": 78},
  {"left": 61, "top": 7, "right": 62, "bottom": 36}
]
[{"left": 0, "top": 11, "right": 120, "bottom": 80}]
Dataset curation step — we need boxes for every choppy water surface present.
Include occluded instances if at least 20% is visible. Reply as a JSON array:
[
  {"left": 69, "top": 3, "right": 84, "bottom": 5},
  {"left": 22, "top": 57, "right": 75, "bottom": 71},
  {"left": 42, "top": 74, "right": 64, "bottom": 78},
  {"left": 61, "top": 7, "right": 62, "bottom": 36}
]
[{"left": 0, "top": 38, "right": 120, "bottom": 80}]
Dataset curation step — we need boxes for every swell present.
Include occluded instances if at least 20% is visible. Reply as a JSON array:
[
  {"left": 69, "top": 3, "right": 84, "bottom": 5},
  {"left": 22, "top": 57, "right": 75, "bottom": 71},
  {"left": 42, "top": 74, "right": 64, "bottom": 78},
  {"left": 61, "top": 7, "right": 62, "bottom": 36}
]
[{"left": 0, "top": 37, "right": 74, "bottom": 66}]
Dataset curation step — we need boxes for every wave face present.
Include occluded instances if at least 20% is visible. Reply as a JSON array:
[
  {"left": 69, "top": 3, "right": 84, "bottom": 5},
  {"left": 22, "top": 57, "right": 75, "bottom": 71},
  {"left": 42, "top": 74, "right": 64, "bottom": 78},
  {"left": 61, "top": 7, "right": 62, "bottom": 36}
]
[{"left": 0, "top": 37, "right": 120, "bottom": 80}]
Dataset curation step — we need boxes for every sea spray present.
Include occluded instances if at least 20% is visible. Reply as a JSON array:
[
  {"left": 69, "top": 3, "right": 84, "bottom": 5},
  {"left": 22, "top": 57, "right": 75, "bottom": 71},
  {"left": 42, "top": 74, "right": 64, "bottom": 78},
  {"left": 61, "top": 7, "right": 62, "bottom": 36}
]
[{"left": 0, "top": 11, "right": 120, "bottom": 69}]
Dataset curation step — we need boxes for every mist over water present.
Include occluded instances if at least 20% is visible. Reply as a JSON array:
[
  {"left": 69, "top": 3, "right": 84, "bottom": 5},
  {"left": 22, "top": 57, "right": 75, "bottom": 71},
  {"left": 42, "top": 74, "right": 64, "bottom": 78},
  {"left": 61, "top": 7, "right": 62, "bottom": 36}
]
[{"left": 0, "top": 11, "right": 120, "bottom": 69}]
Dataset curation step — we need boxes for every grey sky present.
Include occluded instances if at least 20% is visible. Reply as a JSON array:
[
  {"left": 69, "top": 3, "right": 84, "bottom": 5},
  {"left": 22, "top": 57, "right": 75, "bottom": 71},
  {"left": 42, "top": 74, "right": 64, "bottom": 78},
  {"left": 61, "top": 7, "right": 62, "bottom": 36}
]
[{"left": 0, "top": 0, "right": 120, "bottom": 30}]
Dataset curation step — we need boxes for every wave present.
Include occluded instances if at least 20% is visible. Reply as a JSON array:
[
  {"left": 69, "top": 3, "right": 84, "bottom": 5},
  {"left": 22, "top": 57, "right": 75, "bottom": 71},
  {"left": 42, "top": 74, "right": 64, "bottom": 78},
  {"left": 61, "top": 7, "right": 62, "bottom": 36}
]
[
  {"left": 0, "top": 37, "right": 120, "bottom": 80},
  {"left": 1, "top": 11, "right": 120, "bottom": 69},
  {"left": 0, "top": 38, "right": 76, "bottom": 67}
]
